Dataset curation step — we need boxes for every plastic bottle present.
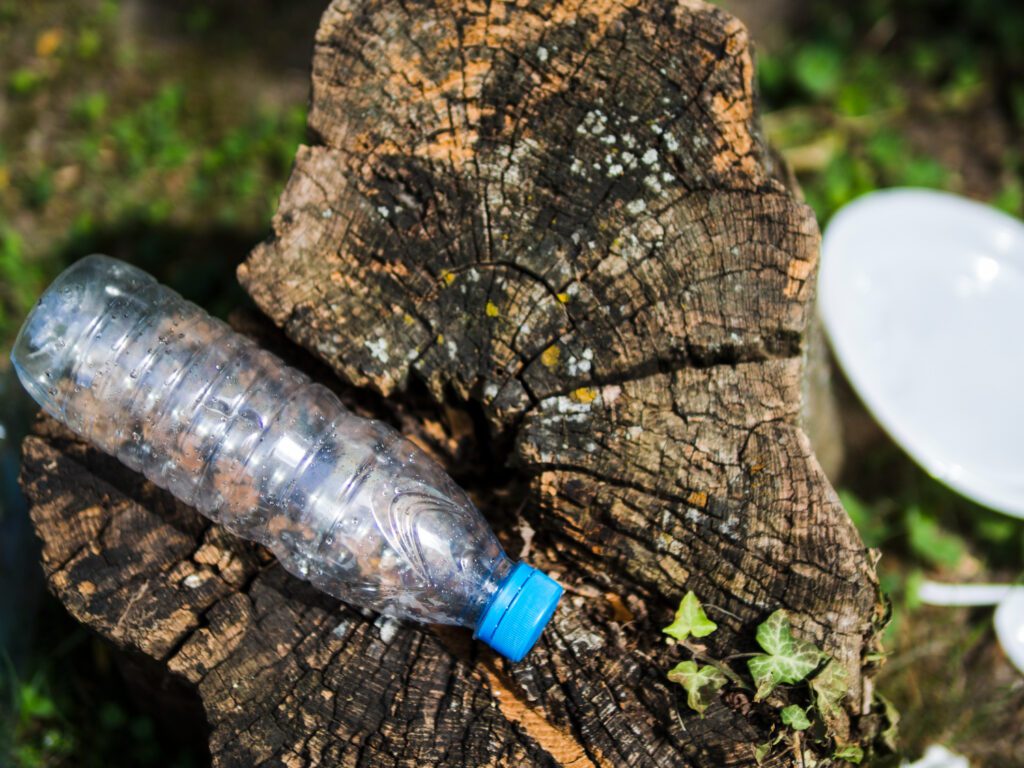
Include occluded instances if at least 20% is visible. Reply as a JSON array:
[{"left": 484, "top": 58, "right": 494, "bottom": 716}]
[{"left": 11, "top": 255, "right": 562, "bottom": 661}]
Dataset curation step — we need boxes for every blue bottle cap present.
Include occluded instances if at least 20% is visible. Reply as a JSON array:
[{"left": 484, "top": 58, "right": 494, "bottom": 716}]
[{"left": 475, "top": 562, "right": 563, "bottom": 662}]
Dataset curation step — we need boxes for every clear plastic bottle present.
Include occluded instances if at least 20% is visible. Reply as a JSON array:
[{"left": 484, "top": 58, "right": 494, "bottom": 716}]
[{"left": 11, "top": 255, "right": 561, "bottom": 661}]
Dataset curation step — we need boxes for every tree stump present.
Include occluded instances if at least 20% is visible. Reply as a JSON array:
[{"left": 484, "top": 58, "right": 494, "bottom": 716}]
[{"left": 21, "top": 1, "right": 886, "bottom": 765}]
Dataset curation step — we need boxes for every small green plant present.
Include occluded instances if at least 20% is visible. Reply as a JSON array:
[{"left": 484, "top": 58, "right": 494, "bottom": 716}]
[
  {"left": 666, "top": 661, "right": 728, "bottom": 716},
  {"left": 833, "top": 744, "right": 865, "bottom": 764},
  {"left": 662, "top": 591, "right": 718, "bottom": 641},
  {"left": 780, "top": 704, "right": 811, "bottom": 731},
  {"left": 663, "top": 593, "right": 876, "bottom": 764},
  {"left": 747, "top": 610, "right": 826, "bottom": 701},
  {"left": 7, "top": 67, "right": 44, "bottom": 96}
]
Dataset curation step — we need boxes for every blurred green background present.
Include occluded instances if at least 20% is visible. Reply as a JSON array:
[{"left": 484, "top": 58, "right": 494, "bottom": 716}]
[{"left": 1, "top": 0, "right": 1022, "bottom": 765}]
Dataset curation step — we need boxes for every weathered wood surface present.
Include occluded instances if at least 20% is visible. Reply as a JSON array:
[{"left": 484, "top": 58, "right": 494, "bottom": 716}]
[{"left": 22, "top": 0, "right": 885, "bottom": 765}]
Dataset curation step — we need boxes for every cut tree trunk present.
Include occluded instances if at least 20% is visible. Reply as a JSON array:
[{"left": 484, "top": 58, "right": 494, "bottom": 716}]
[{"left": 21, "top": 1, "right": 886, "bottom": 765}]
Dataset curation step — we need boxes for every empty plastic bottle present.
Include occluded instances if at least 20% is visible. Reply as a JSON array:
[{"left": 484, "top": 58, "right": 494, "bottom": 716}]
[{"left": 11, "top": 255, "right": 562, "bottom": 661}]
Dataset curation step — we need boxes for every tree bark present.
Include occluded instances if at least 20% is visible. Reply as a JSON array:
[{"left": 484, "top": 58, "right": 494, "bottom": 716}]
[{"left": 21, "top": 0, "right": 886, "bottom": 765}]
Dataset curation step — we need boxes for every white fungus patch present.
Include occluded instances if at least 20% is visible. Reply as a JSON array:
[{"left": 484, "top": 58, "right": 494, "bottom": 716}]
[
  {"left": 608, "top": 164, "right": 624, "bottom": 178},
  {"left": 331, "top": 618, "right": 351, "bottom": 638},
  {"left": 663, "top": 133, "right": 680, "bottom": 152},
  {"left": 365, "top": 338, "right": 390, "bottom": 363},
  {"left": 627, "top": 425, "right": 643, "bottom": 439},
  {"left": 576, "top": 109, "right": 609, "bottom": 136},
  {"left": 554, "top": 396, "right": 594, "bottom": 414},
  {"left": 566, "top": 352, "right": 593, "bottom": 376},
  {"left": 644, "top": 175, "right": 663, "bottom": 193},
  {"left": 536, "top": 46, "right": 549, "bottom": 63},
  {"left": 602, "top": 384, "right": 622, "bottom": 404},
  {"left": 183, "top": 573, "right": 204, "bottom": 589},
  {"left": 641, "top": 148, "right": 659, "bottom": 165},
  {"left": 566, "top": 627, "right": 605, "bottom": 653},
  {"left": 376, "top": 206, "right": 390, "bottom": 218},
  {"left": 321, "top": 208, "right": 334, "bottom": 219},
  {"left": 375, "top": 615, "right": 401, "bottom": 644},
  {"left": 484, "top": 382, "right": 499, "bottom": 399},
  {"left": 626, "top": 199, "right": 647, "bottom": 216}
]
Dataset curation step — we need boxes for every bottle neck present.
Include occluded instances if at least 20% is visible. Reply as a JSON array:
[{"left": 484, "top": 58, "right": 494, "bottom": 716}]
[{"left": 462, "top": 553, "right": 514, "bottom": 630}]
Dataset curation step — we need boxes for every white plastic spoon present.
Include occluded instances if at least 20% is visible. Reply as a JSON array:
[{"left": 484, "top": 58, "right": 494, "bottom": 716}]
[
  {"left": 820, "top": 188, "right": 1024, "bottom": 517},
  {"left": 918, "top": 581, "right": 1024, "bottom": 674},
  {"left": 820, "top": 188, "right": 1024, "bottom": 676}
]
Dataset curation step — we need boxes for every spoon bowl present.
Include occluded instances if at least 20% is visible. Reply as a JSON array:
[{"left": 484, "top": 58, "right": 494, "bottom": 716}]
[{"left": 820, "top": 188, "right": 1024, "bottom": 517}]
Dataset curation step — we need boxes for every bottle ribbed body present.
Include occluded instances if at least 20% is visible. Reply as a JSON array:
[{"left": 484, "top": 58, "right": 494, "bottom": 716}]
[{"left": 12, "top": 255, "right": 507, "bottom": 626}]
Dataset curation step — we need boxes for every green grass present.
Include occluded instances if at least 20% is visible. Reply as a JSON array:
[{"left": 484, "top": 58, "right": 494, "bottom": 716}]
[
  {"left": 755, "top": 0, "right": 1024, "bottom": 224},
  {"left": 1, "top": 612, "right": 205, "bottom": 768},
  {"left": 0, "top": 0, "right": 309, "bottom": 352},
  {"left": 0, "top": 1, "right": 314, "bottom": 764}
]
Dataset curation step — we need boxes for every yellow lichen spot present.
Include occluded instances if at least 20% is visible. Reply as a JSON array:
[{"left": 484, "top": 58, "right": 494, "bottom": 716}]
[
  {"left": 540, "top": 345, "right": 560, "bottom": 368},
  {"left": 687, "top": 490, "right": 708, "bottom": 509},
  {"left": 441, "top": 270, "right": 456, "bottom": 286},
  {"left": 403, "top": 314, "right": 415, "bottom": 327},
  {"left": 485, "top": 301, "right": 500, "bottom": 317},
  {"left": 570, "top": 387, "right": 598, "bottom": 404},
  {"left": 556, "top": 292, "right": 570, "bottom": 304},
  {"left": 36, "top": 28, "right": 62, "bottom": 57},
  {"left": 436, "top": 334, "right": 445, "bottom": 344}
]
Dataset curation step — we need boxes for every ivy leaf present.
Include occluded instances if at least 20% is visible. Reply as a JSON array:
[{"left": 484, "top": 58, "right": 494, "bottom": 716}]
[
  {"left": 780, "top": 704, "right": 811, "bottom": 730},
  {"left": 810, "top": 659, "right": 849, "bottom": 723},
  {"left": 747, "top": 610, "right": 825, "bottom": 701},
  {"left": 754, "top": 733, "right": 784, "bottom": 765},
  {"left": 876, "top": 692, "right": 900, "bottom": 752},
  {"left": 663, "top": 591, "right": 718, "bottom": 642},
  {"left": 667, "top": 660, "right": 728, "bottom": 716},
  {"left": 833, "top": 744, "right": 864, "bottom": 764}
]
